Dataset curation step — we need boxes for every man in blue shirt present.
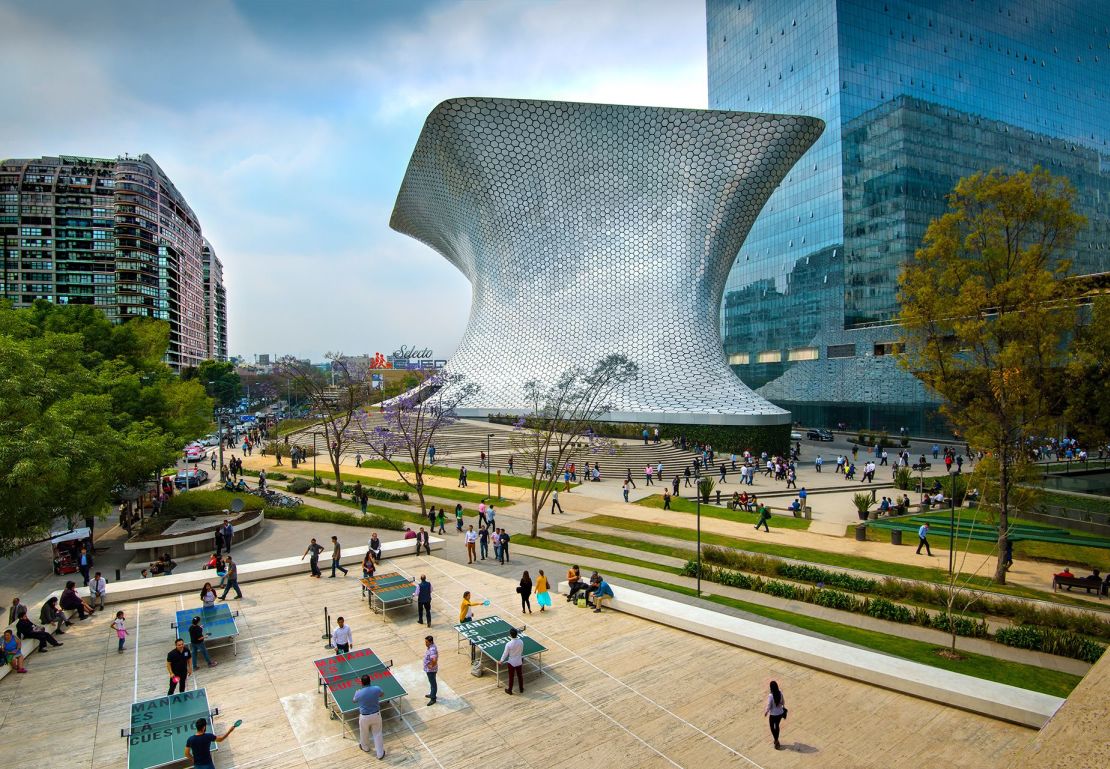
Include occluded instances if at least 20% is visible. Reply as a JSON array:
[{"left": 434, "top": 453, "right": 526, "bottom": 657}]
[
  {"left": 354, "top": 674, "right": 385, "bottom": 759},
  {"left": 916, "top": 523, "right": 933, "bottom": 556},
  {"left": 184, "top": 717, "right": 237, "bottom": 769},
  {"left": 593, "top": 578, "right": 614, "bottom": 613}
]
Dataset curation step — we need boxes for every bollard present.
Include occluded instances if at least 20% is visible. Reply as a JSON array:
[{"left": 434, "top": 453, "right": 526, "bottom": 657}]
[
  {"left": 891, "top": 530, "right": 902, "bottom": 546},
  {"left": 322, "top": 606, "right": 333, "bottom": 648},
  {"left": 855, "top": 525, "right": 867, "bottom": 542}
]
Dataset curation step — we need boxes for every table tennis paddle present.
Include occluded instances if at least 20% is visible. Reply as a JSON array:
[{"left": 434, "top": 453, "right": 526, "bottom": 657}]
[
  {"left": 482, "top": 600, "right": 490, "bottom": 606},
  {"left": 233, "top": 719, "right": 243, "bottom": 728}
]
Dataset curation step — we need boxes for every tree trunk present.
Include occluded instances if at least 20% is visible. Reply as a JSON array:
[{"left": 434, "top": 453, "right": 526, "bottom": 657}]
[
  {"left": 415, "top": 471, "right": 426, "bottom": 516},
  {"left": 530, "top": 481, "right": 540, "bottom": 538},
  {"left": 994, "top": 448, "right": 1010, "bottom": 585}
]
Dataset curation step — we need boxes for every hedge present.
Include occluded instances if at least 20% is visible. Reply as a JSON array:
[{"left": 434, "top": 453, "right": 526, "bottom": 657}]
[
  {"left": 162, "top": 490, "right": 265, "bottom": 519},
  {"left": 264, "top": 506, "right": 404, "bottom": 532},
  {"left": 994, "top": 626, "right": 1106, "bottom": 664},
  {"left": 314, "top": 479, "right": 409, "bottom": 502},
  {"left": 486, "top": 414, "right": 791, "bottom": 455},
  {"left": 701, "top": 545, "right": 1110, "bottom": 641}
]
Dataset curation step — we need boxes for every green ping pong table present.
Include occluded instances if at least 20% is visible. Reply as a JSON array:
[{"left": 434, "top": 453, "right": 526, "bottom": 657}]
[
  {"left": 453, "top": 615, "right": 546, "bottom": 685},
  {"left": 360, "top": 573, "right": 416, "bottom": 617},
  {"left": 123, "top": 688, "right": 218, "bottom": 769},
  {"left": 314, "top": 648, "right": 407, "bottom": 739},
  {"left": 173, "top": 604, "right": 239, "bottom": 655}
]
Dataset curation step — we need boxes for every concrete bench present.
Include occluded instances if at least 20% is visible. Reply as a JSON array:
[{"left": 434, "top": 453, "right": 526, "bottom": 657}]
[
  {"left": 557, "top": 580, "right": 1063, "bottom": 728},
  {"left": 71, "top": 535, "right": 444, "bottom": 604},
  {"left": 0, "top": 605, "right": 79, "bottom": 683}
]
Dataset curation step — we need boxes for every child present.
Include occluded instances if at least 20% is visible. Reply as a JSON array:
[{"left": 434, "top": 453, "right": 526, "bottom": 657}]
[{"left": 112, "top": 610, "right": 128, "bottom": 653}]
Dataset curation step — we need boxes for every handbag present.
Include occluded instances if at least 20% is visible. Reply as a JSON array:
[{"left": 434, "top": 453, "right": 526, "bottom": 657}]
[
  {"left": 576, "top": 598, "right": 587, "bottom": 608},
  {"left": 781, "top": 707, "right": 788, "bottom": 720}
]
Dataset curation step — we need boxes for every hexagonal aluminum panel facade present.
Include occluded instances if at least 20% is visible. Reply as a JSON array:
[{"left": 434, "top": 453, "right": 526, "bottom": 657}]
[{"left": 390, "top": 98, "right": 823, "bottom": 426}]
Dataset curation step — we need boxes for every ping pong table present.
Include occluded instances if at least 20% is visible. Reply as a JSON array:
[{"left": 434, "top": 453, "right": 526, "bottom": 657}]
[
  {"left": 314, "top": 647, "right": 407, "bottom": 739},
  {"left": 453, "top": 615, "right": 546, "bottom": 685},
  {"left": 359, "top": 572, "right": 416, "bottom": 617},
  {"left": 172, "top": 604, "right": 239, "bottom": 655},
  {"left": 123, "top": 688, "right": 219, "bottom": 769}
]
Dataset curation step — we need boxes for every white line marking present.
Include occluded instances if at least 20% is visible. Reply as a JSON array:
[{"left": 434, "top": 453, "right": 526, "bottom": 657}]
[
  {"left": 132, "top": 600, "right": 141, "bottom": 701},
  {"left": 398, "top": 709, "right": 447, "bottom": 769},
  {"left": 416, "top": 556, "right": 767, "bottom": 769}
]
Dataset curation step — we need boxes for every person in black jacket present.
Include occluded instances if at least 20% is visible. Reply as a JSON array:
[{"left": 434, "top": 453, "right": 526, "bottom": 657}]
[
  {"left": 416, "top": 575, "right": 432, "bottom": 627},
  {"left": 517, "top": 571, "right": 532, "bottom": 614},
  {"left": 15, "top": 608, "right": 62, "bottom": 652},
  {"left": 39, "top": 597, "right": 71, "bottom": 634},
  {"left": 416, "top": 528, "right": 431, "bottom": 556}
]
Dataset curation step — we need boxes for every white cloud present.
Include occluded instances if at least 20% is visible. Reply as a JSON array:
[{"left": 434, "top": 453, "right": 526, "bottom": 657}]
[{"left": 1, "top": 0, "right": 707, "bottom": 361}]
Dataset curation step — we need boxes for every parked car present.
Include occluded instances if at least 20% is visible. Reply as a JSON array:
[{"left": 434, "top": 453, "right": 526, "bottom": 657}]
[
  {"left": 185, "top": 444, "right": 207, "bottom": 462},
  {"left": 175, "top": 468, "right": 210, "bottom": 489},
  {"left": 789, "top": 431, "right": 803, "bottom": 440},
  {"left": 200, "top": 434, "right": 220, "bottom": 447},
  {"left": 806, "top": 428, "right": 834, "bottom": 441}
]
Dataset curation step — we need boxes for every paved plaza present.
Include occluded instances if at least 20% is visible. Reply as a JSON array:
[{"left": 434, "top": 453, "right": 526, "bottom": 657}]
[{"left": 0, "top": 554, "right": 1037, "bottom": 768}]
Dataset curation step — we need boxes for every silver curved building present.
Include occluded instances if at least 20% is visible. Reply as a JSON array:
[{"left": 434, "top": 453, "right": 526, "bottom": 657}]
[{"left": 390, "top": 98, "right": 823, "bottom": 426}]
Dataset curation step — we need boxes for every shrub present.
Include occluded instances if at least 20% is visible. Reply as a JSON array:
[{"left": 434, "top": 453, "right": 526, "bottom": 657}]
[
  {"left": 865, "top": 597, "right": 913, "bottom": 624},
  {"left": 995, "top": 626, "right": 1106, "bottom": 664},
  {"left": 162, "top": 490, "right": 264, "bottom": 519},
  {"left": 811, "top": 589, "right": 862, "bottom": 612},
  {"left": 289, "top": 477, "right": 313, "bottom": 494},
  {"left": 264, "top": 506, "right": 404, "bottom": 531},
  {"left": 930, "top": 613, "right": 990, "bottom": 639},
  {"left": 762, "top": 580, "right": 802, "bottom": 600},
  {"left": 893, "top": 466, "right": 913, "bottom": 491}
]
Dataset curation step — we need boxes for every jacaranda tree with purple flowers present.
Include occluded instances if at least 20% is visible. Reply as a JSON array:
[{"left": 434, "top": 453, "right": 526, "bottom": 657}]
[
  {"left": 511, "top": 354, "right": 639, "bottom": 537},
  {"left": 275, "top": 353, "right": 369, "bottom": 499},
  {"left": 353, "top": 371, "right": 478, "bottom": 515}
]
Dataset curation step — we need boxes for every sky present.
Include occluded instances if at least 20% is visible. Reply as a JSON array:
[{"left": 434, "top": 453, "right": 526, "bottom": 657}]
[{"left": 0, "top": 0, "right": 708, "bottom": 361}]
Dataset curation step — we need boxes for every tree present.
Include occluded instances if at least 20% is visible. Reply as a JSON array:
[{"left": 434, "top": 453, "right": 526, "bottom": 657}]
[
  {"left": 0, "top": 300, "right": 210, "bottom": 554},
  {"left": 1063, "top": 295, "right": 1110, "bottom": 450},
  {"left": 510, "top": 355, "right": 639, "bottom": 537},
  {"left": 183, "top": 359, "right": 241, "bottom": 409},
  {"left": 898, "top": 167, "right": 1085, "bottom": 583},
  {"left": 275, "top": 353, "right": 370, "bottom": 498},
  {"left": 354, "top": 372, "right": 478, "bottom": 515}
]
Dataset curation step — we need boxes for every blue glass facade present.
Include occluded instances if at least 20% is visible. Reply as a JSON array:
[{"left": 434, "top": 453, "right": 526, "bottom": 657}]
[{"left": 708, "top": 0, "right": 1110, "bottom": 433}]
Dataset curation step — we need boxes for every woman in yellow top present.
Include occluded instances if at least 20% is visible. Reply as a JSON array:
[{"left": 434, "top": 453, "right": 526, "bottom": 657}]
[
  {"left": 535, "top": 570, "right": 552, "bottom": 612},
  {"left": 459, "top": 591, "right": 484, "bottom": 623}
]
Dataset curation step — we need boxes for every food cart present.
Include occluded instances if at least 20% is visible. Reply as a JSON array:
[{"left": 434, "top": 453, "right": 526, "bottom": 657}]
[{"left": 50, "top": 527, "right": 92, "bottom": 575}]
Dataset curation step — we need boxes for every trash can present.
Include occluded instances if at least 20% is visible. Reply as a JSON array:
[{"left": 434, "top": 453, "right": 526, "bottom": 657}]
[
  {"left": 891, "top": 530, "right": 902, "bottom": 546},
  {"left": 855, "top": 525, "right": 867, "bottom": 542}
]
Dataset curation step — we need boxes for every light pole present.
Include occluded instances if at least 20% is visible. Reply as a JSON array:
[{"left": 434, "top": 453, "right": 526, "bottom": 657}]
[
  {"left": 313, "top": 433, "right": 317, "bottom": 489},
  {"left": 208, "top": 381, "right": 225, "bottom": 484},
  {"left": 695, "top": 465, "right": 701, "bottom": 598},
  {"left": 487, "top": 434, "right": 494, "bottom": 498},
  {"left": 948, "top": 497, "right": 955, "bottom": 575}
]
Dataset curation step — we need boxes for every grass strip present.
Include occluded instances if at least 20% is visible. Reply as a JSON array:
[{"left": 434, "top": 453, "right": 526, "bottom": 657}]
[
  {"left": 580, "top": 514, "right": 1099, "bottom": 607},
  {"left": 347, "top": 458, "right": 575, "bottom": 491},
  {"left": 546, "top": 526, "right": 696, "bottom": 561},
  {"left": 635, "top": 494, "right": 811, "bottom": 530},
  {"left": 282, "top": 468, "right": 491, "bottom": 505},
  {"left": 511, "top": 535, "right": 682, "bottom": 575},
  {"left": 266, "top": 503, "right": 404, "bottom": 531}
]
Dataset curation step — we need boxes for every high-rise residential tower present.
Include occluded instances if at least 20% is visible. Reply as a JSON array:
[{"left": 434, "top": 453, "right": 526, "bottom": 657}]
[
  {"left": 707, "top": 0, "right": 1110, "bottom": 432},
  {"left": 0, "top": 153, "right": 224, "bottom": 369},
  {"left": 202, "top": 239, "right": 228, "bottom": 361}
]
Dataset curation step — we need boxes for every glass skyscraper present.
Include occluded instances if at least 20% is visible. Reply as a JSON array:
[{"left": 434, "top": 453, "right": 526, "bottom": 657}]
[{"left": 708, "top": 0, "right": 1110, "bottom": 432}]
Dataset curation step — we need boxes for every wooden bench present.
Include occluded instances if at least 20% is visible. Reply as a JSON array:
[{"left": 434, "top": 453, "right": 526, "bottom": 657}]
[{"left": 1052, "top": 575, "right": 1106, "bottom": 599}]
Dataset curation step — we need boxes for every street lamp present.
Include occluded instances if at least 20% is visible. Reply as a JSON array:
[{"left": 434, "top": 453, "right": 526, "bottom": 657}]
[
  {"left": 948, "top": 496, "right": 956, "bottom": 575},
  {"left": 487, "top": 434, "right": 494, "bottom": 498},
  {"left": 313, "top": 433, "right": 317, "bottom": 489},
  {"left": 695, "top": 465, "right": 701, "bottom": 598}
]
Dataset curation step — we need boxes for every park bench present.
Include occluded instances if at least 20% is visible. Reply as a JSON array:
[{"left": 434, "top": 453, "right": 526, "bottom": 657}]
[{"left": 1051, "top": 575, "right": 1106, "bottom": 599}]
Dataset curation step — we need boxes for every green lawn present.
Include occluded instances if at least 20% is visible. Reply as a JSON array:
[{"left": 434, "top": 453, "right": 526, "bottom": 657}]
[
  {"left": 275, "top": 418, "right": 315, "bottom": 436},
  {"left": 351, "top": 458, "right": 575, "bottom": 491},
  {"left": 546, "top": 526, "right": 696, "bottom": 562},
  {"left": 511, "top": 535, "right": 683, "bottom": 575},
  {"left": 283, "top": 467, "right": 492, "bottom": 505},
  {"left": 635, "top": 494, "right": 812, "bottom": 530},
  {"left": 573, "top": 571, "right": 1079, "bottom": 697},
  {"left": 580, "top": 514, "right": 1099, "bottom": 607}
]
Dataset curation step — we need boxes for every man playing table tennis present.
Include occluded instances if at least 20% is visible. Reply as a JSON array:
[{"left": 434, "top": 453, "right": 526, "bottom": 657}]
[
  {"left": 184, "top": 716, "right": 239, "bottom": 769},
  {"left": 354, "top": 674, "right": 386, "bottom": 759}
]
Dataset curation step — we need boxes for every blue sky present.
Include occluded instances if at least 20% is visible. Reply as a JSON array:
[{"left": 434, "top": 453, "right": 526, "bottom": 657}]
[{"left": 1, "top": 0, "right": 707, "bottom": 361}]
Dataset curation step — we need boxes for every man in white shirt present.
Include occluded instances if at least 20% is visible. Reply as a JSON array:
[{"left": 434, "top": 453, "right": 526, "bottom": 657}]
[
  {"left": 464, "top": 526, "right": 478, "bottom": 563},
  {"left": 89, "top": 572, "right": 108, "bottom": 611},
  {"left": 500, "top": 627, "right": 525, "bottom": 695},
  {"left": 332, "top": 616, "right": 353, "bottom": 654}
]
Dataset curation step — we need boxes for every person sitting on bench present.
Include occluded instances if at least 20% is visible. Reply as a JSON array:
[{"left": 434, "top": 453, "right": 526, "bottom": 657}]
[
  {"left": 565, "top": 565, "right": 585, "bottom": 602},
  {"left": 1054, "top": 566, "right": 1074, "bottom": 581},
  {"left": 592, "top": 578, "right": 614, "bottom": 614}
]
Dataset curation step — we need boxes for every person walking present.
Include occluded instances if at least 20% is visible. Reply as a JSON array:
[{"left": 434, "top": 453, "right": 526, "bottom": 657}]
[
  {"left": 329, "top": 536, "right": 349, "bottom": 578},
  {"left": 622, "top": 480, "right": 630, "bottom": 503},
  {"left": 465, "top": 526, "right": 477, "bottom": 564},
  {"left": 189, "top": 615, "right": 217, "bottom": 668},
  {"left": 185, "top": 717, "right": 238, "bottom": 769},
  {"left": 916, "top": 522, "right": 933, "bottom": 555},
  {"left": 486, "top": 506, "right": 496, "bottom": 531},
  {"left": 755, "top": 503, "right": 772, "bottom": 533},
  {"left": 302, "top": 538, "right": 324, "bottom": 577},
  {"left": 764, "top": 680, "right": 787, "bottom": 750},
  {"left": 500, "top": 627, "right": 525, "bottom": 695},
  {"left": 112, "top": 610, "right": 128, "bottom": 653},
  {"left": 332, "top": 616, "right": 353, "bottom": 654},
  {"left": 166, "top": 638, "right": 193, "bottom": 695},
  {"left": 219, "top": 557, "right": 242, "bottom": 600},
  {"left": 423, "top": 635, "right": 438, "bottom": 706},
  {"left": 535, "top": 570, "right": 551, "bottom": 612},
  {"left": 500, "top": 530, "right": 511, "bottom": 564},
  {"left": 89, "top": 571, "right": 107, "bottom": 611},
  {"left": 354, "top": 673, "right": 386, "bottom": 759},
  {"left": 550, "top": 488, "right": 563, "bottom": 514},
  {"left": 493, "top": 529, "right": 503, "bottom": 564},
  {"left": 455, "top": 503, "right": 464, "bottom": 532},
  {"left": 222, "top": 520, "right": 234, "bottom": 554},
  {"left": 436, "top": 508, "right": 446, "bottom": 535},
  {"left": 518, "top": 571, "right": 533, "bottom": 614},
  {"left": 478, "top": 526, "right": 490, "bottom": 560},
  {"left": 417, "top": 575, "right": 433, "bottom": 627},
  {"left": 478, "top": 500, "right": 488, "bottom": 527},
  {"left": 645, "top": 464, "right": 654, "bottom": 486}
]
